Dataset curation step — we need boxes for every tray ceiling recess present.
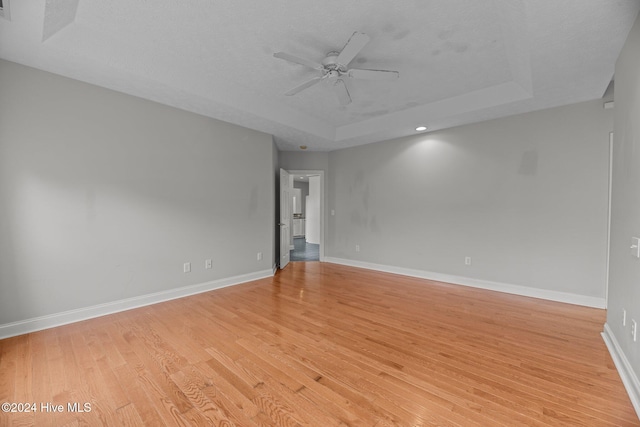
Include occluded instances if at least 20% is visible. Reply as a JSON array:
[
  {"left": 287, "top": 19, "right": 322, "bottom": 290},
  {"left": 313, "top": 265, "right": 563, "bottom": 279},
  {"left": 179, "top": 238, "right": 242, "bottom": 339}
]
[{"left": 0, "top": 0, "right": 638, "bottom": 151}]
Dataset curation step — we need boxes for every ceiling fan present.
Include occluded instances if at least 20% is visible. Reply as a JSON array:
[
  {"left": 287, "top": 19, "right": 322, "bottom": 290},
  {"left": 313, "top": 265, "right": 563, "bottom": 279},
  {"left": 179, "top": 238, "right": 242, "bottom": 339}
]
[{"left": 274, "top": 31, "right": 399, "bottom": 106}]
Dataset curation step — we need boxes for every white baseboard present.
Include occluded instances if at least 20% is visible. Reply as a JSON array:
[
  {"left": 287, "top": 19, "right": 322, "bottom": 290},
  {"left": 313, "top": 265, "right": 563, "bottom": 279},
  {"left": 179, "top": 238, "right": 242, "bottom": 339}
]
[
  {"left": 602, "top": 323, "right": 640, "bottom": 419},
  {"left": 0, "top": 269, "right": 274, "bottom": 340},
  {"left": 324, "top": 257, "right": 606, "bottom": 308}
]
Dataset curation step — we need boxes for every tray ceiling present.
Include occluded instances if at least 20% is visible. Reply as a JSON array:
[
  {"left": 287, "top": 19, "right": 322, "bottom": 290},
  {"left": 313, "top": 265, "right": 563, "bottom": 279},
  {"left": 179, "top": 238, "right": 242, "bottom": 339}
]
[{"left": 1, "top": 0, "right": 638, "bottom": 151}]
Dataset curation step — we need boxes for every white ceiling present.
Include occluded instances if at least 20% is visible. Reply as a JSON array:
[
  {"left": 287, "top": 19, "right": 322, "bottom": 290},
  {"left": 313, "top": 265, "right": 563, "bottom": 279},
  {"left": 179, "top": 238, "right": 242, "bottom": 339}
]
[{"left": 1, "top": 1, "right": 638, "bottom": 151}]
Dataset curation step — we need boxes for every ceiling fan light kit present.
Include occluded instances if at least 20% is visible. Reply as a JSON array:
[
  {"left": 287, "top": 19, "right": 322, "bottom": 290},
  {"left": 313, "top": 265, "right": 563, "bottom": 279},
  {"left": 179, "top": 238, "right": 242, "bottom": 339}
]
[{"left": 274, "top": 31, "right": 399, "bottom": 106}]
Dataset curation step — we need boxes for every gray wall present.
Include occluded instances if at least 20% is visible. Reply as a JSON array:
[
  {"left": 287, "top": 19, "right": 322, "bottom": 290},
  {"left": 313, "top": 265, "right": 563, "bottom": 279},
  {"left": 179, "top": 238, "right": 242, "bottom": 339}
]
[
  {"left": 608, "top": 14, "right": 640, "bottom": 383},
  {"left": 279, "top": 151, "right": 329, "bottom": 172},
  {"left": 0, "top": 59, "right": 275, "bottom": 325},
  {"left": 327, "top": 98, "right": 612, "bottom": 300}
]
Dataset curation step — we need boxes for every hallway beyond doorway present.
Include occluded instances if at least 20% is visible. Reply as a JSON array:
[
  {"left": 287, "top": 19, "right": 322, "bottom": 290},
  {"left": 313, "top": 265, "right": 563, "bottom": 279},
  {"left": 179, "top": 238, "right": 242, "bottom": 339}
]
[{"left": 291, "top": 237, "right": 319, "bottom": 261}]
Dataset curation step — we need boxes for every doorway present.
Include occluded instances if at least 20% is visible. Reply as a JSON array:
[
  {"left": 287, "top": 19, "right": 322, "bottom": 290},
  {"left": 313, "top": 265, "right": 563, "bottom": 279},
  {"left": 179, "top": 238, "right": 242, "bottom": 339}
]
[
  {"left": 279, "top": 169, "right": 325, "bottom": 268},
  {"left": 291, "top": 236, "right": 320, "bottom": 261}
]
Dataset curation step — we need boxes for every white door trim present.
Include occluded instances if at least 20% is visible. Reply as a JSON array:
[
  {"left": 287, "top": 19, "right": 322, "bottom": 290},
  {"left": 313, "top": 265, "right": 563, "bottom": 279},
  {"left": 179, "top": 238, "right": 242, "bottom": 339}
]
[
  {"left": 279, "top": 168, "right": 291, "bottom": 269},
  {"left": 605, "top": 132, "right": 613, "bottom": 308}
]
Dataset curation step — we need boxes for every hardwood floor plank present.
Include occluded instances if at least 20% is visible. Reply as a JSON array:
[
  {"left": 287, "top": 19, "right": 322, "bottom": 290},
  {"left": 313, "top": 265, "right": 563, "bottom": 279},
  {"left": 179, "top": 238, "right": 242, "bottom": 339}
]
[
  {"left": 171, "top": 368, "right": 241, "bottom": 426},
  {"left": 233, "top": 347, "right": 349, "bottom": 427},
  {"left": 31, "top": 331, "right": 56, "bottom": 427},
  {"left": 0, "top": 262, "right": 638, "bottom": 426},
  {"left": 230, "top": 292, "right": 536, "bottom": 425},
  {"left": 111, "top": 363, "right": 166, "bottom": 426},
  {"left": 116, "top": 402, "right": 145, "bottom": 426},
  {"left": 243, "top": 337, "right": 371, "bottom": 426},
  {"left": 227, "top": 309, "right": 494, "bottom": 426},
  {"left": 120, "top": 323, "right": 193, "bottom": 414},
  {"left": 0, "top": 336, "right": 20, "bottom": 402},
  {"left": 324, "top": 316, "right": 620, "bottom": 425},
  {"left": 194, "top": 361, "right": 261, "bottom": 420}
]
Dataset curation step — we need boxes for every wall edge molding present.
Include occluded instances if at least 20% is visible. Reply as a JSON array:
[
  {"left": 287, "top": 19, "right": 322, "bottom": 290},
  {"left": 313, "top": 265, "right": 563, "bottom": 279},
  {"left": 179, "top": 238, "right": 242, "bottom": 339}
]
[
  {"left": 602, "top": 323, "right": 640, "bottom": 419},
  {"left": 324, "top": 257, "right": 606, "bottom": 308},
  {"left": 0, "top": 269, "right": 274, "bottom": 339}
]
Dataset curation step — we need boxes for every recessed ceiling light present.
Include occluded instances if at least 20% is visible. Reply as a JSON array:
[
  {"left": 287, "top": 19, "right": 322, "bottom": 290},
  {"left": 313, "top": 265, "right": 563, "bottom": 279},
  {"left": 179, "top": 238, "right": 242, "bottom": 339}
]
[{"left": 415, "top": 126, "right": 427, "bottom": 132}]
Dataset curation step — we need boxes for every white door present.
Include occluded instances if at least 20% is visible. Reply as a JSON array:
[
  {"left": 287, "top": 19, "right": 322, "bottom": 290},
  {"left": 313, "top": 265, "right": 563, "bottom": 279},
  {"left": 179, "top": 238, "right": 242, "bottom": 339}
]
[{"left": 279, "top": 168, "right": 291, "bottom": 269}]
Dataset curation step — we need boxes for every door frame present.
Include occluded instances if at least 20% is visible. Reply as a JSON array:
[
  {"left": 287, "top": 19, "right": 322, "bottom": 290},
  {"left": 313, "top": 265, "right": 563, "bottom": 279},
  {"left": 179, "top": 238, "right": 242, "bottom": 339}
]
[
  {"left": 279, "top": 168, "right": 292, "bottom": 270},
  {"left": 605, "top": 131, "right": 613, "bottom": 308},
  {"left": 286, "top": 169, "right": 325, "bottom": 263}
]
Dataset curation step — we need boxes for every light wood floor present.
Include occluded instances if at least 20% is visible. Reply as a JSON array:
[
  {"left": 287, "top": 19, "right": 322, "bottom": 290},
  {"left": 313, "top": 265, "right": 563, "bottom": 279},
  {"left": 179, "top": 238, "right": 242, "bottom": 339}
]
[{"left": 1, "top": 262, "right": 638, "bottom": 426}]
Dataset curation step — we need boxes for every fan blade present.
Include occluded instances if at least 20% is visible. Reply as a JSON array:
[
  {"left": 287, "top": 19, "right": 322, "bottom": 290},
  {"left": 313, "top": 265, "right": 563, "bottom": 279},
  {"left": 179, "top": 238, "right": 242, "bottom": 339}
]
[
  {"left": 274, "top": 52, "right": 323, "bottom": 70},
  {"left": 348, "top": 68, "right": 399, "bottom": 81},
  {"left": 284, "top": 77, "right": 323, "bottom": 96},
  {"left": 336, "top": 32, "right": 370, "bottom": 66},
  {"left": 332, "top": 79, "right": 352, "bottom": 106}
]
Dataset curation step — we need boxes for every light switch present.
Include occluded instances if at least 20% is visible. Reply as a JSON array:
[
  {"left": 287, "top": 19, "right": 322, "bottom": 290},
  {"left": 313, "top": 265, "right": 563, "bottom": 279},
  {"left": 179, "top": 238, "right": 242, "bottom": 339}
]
[{"left": 631, "top": 237, "right": 640, "bottom": 258}]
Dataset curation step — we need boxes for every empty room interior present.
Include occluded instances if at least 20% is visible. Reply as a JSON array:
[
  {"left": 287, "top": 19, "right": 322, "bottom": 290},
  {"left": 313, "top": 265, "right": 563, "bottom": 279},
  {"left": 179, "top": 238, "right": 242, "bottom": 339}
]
[{"left": 2, "top": 1, "right": 640, "bottom": 425}]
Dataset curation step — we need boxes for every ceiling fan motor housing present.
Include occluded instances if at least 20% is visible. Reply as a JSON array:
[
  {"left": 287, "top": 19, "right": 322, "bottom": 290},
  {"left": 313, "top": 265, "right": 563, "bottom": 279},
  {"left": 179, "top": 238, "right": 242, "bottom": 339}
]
[
  {"left": 325, "top": 70, "right": 341, "bottom": 79},
  {"left": 322, "top": 52, "right": 347, "bottom": 75}
]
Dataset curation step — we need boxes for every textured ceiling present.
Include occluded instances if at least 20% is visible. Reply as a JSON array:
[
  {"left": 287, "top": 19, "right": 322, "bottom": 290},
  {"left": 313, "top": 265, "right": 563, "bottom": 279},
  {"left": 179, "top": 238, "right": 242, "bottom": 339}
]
[{"left": 1, "top": 0, "right": 638, "bottom": 151}]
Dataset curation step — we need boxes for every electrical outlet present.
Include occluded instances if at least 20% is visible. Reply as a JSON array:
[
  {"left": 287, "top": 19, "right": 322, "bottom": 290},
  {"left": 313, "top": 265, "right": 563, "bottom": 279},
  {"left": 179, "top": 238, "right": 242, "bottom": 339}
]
[
  {"left": 183, "top": 262, "right": 191, "bottom": 273},
  {"left": 632, "top": 319, "right": 637, "bottom": 342},
  {"left": 355, "top": 244, "right": 360, "bottom": 252},
  {"left": 465, "top": 257, "right": 472, "bottom": 266},
  {"left": 623, "top": 309, "right": 627, "bottom": 326},
  {"left": 205, "top": 259, "right": 212, "bottom": 269},
  {"left": 257, "top": 252, "right": 263, "bottom": 261}
]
